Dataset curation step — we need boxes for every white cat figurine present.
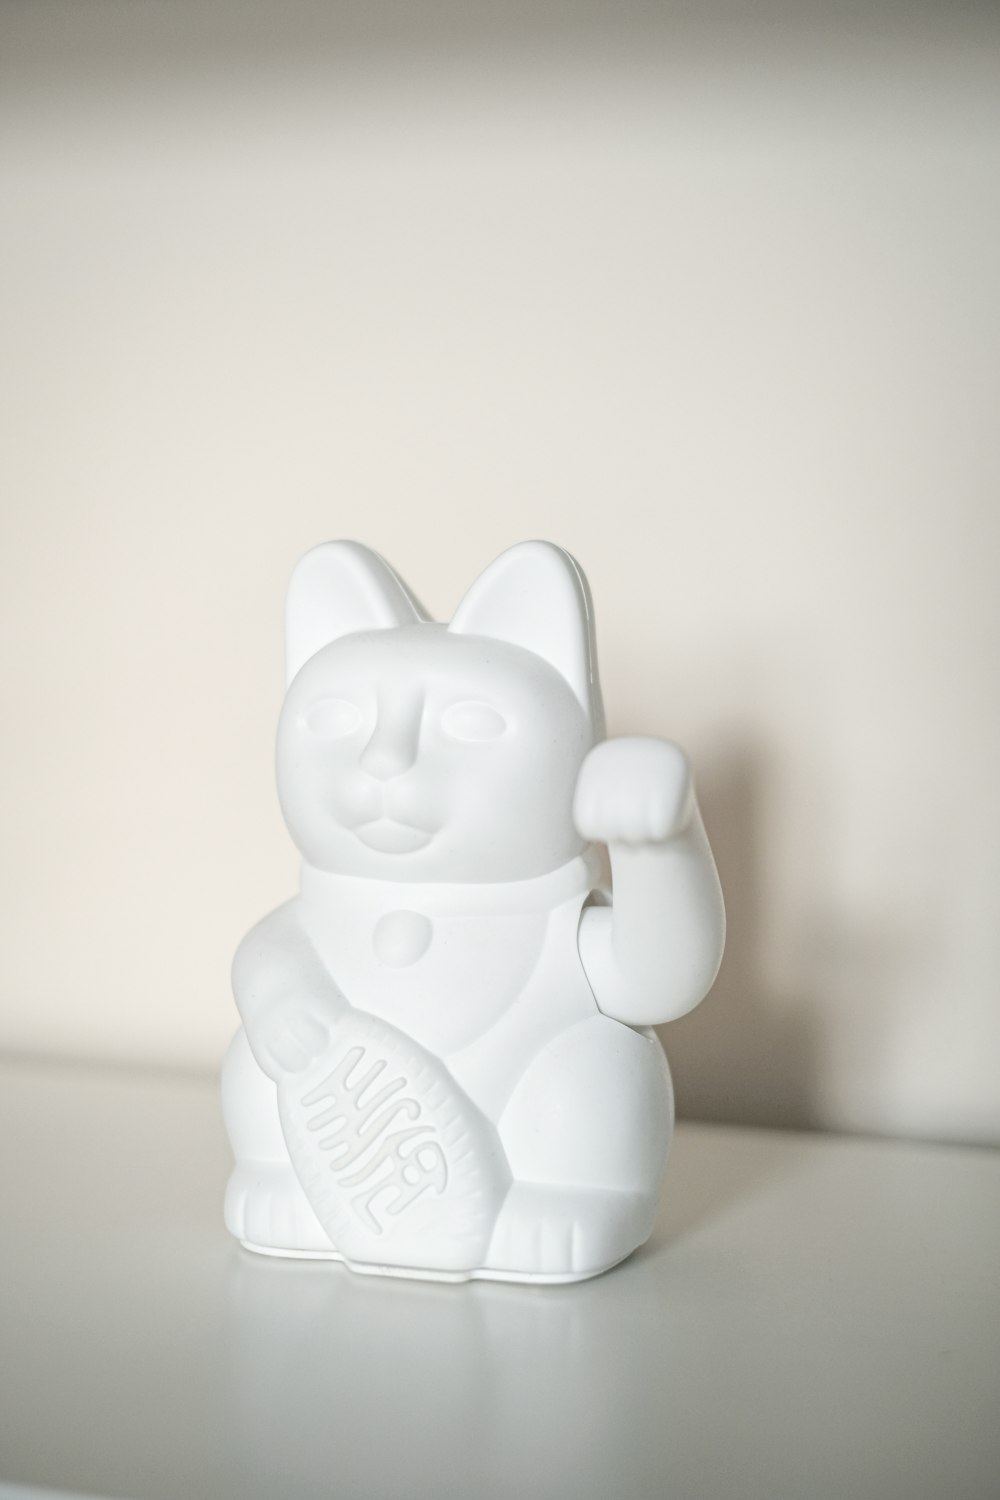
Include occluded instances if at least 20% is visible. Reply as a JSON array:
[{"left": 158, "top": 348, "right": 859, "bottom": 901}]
[{"left": 222, "top": 541, "right": 725, "bottom": 1283}]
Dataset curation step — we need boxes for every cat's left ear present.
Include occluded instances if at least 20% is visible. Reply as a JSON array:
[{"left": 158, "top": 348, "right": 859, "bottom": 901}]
[
  {"left": 285, "top": 541, "right": 428, "bottom": 683},
  {"left": 450, "top": 541, "right": 603, "bottom": 728}
]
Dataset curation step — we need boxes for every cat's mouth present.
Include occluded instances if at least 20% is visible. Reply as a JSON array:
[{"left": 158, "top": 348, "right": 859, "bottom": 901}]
[{"left": 355, "top": 818, "right": 434, "bottom": 854}]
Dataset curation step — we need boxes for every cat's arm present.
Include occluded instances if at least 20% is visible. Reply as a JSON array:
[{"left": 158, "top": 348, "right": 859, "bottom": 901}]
[
  {"left": 574, "top": 738, "right": 725, "bottom": 1027},
  {"left": 232, "top": 901, "right": 346, "bottom": 1080}
]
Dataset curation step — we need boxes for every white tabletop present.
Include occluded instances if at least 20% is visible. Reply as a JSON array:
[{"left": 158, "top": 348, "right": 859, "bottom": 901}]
[{"left": 1, "top": 1055, "right": 998, "bottom": 1500}]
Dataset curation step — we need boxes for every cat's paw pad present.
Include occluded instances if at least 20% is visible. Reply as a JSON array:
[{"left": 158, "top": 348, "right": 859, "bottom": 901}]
[{"left": 574, "top": 736, "right": 692, "bottom": 845}]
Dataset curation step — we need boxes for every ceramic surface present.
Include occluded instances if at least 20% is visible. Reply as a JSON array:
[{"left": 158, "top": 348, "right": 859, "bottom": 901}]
[{"left": 223, "top": 541, "right": 725, "bottom": 1282}]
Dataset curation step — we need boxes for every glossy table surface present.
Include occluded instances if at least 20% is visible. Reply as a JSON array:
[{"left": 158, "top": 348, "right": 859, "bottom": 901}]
[{"left": 1, "top": 1055, "right": 998, "bottom": 1500}]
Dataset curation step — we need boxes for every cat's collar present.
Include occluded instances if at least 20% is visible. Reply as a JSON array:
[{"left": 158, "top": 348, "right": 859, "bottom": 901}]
[{"left": 299, "top": 848, "right": 604, "bottom": 916}]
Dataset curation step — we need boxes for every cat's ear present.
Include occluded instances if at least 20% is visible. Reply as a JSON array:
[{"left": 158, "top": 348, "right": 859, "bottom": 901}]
[
  {"left": 286, "top": 541, "right": 428, "bottom": 682},
  {"left": 450, "top": 541, "right": 602, "bottom": 727}
]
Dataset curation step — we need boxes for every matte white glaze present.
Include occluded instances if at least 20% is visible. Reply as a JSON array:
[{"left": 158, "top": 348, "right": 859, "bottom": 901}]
[{"left": 223, "top": 541, "right": 725, "bottom": 1282}]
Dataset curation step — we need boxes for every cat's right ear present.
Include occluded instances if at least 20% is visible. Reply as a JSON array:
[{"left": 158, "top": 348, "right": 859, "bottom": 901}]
[
  {"left": 285, "top": 542, "right": 428, "bottom": 683},
  {"left": 450, "top": 541, "right": 603, "bottom": 732}
]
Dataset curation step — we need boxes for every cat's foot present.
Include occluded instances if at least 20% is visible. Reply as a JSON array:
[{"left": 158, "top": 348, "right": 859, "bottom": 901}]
[
  {"left": 225, "top": 1161, "right": 337, "bottom": 1256},
  {"left": 484, "top": 1183, "right": 655, "bottom": 1283}
]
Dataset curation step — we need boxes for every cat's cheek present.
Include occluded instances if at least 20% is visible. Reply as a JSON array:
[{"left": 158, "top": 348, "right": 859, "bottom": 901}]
[
  {"left": 277, "top": 752, "right": 361, "bottom": 856},
  {"left": 387, "top": 767, "right": 450, "bottom": 828},
  {"left": 327, "top": 769, "right": 382, "bottom": 830}
]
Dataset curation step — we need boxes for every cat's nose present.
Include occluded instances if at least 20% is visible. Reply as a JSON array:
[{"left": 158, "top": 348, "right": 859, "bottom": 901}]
[{"left": 360, "top": 692, "right": 423, "bottom": 782}]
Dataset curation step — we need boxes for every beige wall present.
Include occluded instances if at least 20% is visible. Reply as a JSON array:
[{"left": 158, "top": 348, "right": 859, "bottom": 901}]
[{"left": 2, "top": 2, "right": 998, "bottom": 1143}]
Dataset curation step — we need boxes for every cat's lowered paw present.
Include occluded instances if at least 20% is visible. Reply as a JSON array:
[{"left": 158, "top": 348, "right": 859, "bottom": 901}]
[
  {"left": 485, "top": 1183, "right": 654, "bottom": 1281},
  {"left": 573, "top": 736, "right": 693, "bottom": 846},
  {"left": 226, "top": 1161, "right": 335, "bottom": 1253},
  {"left": 247, "top": 995, "right": 340, "bottom": 1080}
]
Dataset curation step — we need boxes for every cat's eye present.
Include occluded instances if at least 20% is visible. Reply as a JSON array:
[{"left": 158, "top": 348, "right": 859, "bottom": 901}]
[
  {"left": 302, "top": 697, "right": 363, "bottom": 738},
  {"left": 441, "top": 700, "right": 507, "bottom": 743}
]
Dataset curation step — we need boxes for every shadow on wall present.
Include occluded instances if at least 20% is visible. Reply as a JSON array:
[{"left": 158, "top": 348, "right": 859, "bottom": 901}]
[{"left": 661, "top": 746, "right": 825, "bottom": 1132}]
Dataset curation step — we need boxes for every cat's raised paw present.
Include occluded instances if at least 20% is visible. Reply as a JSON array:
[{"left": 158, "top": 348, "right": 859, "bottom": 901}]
[{"left": 574, "top": 736, "right": 693, "bottom": 846}]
